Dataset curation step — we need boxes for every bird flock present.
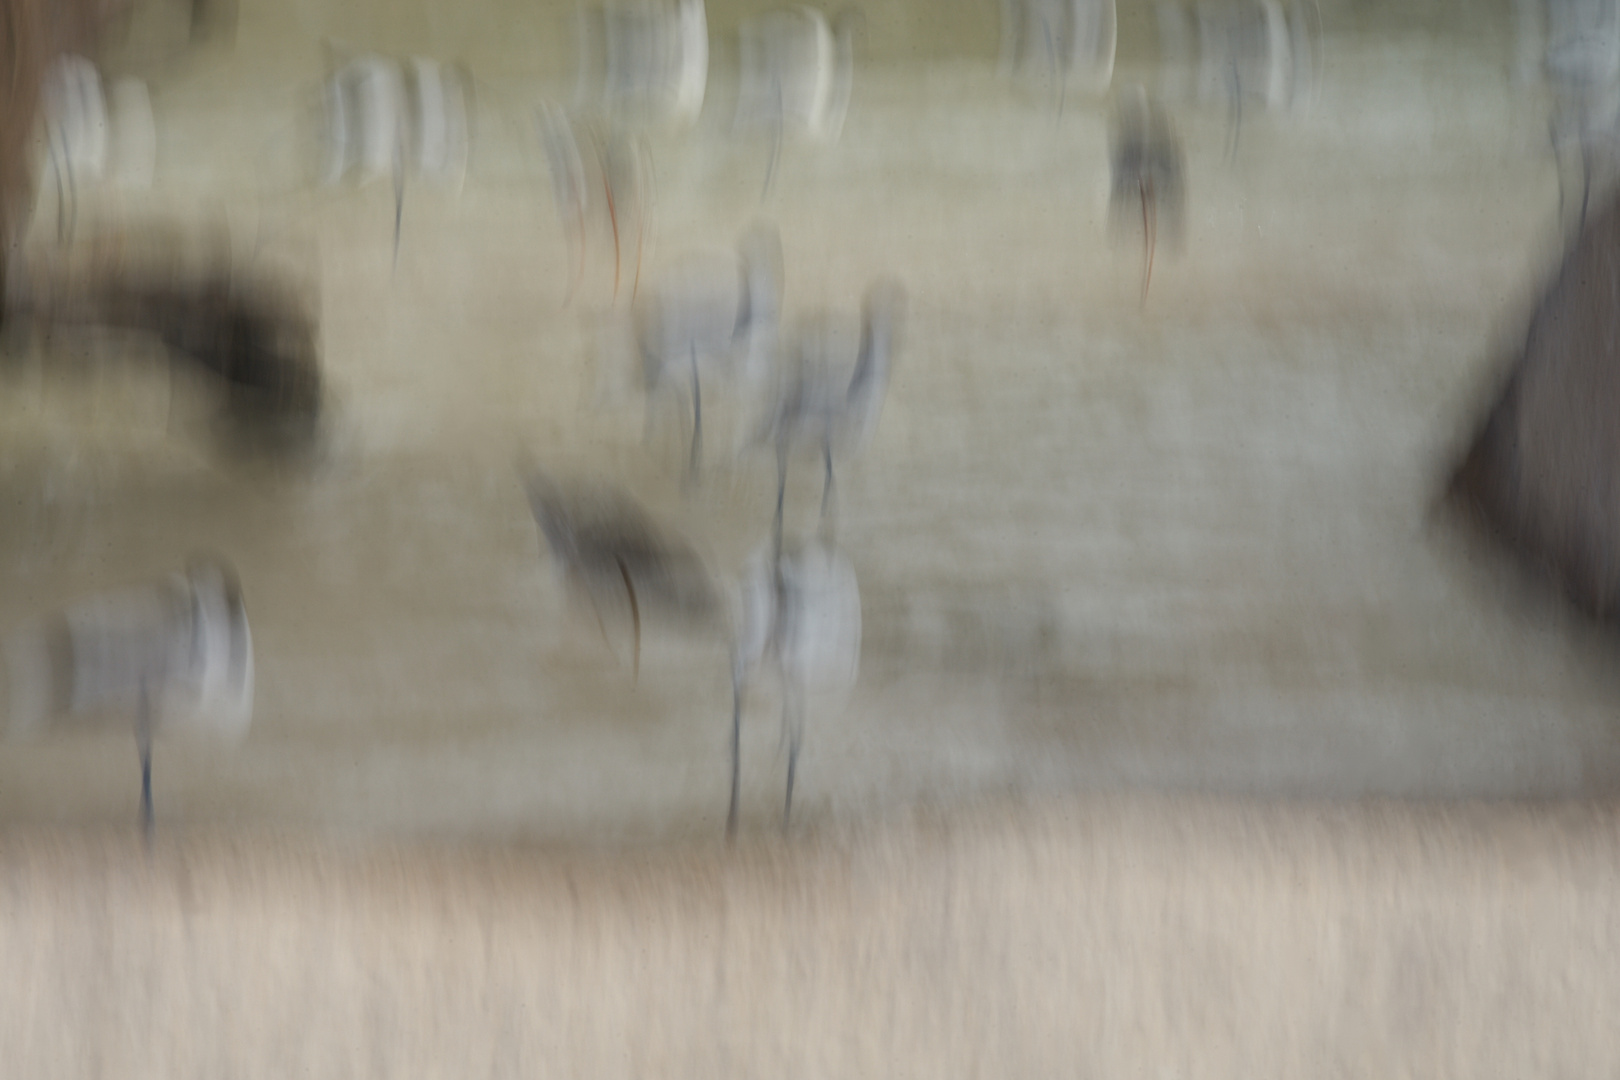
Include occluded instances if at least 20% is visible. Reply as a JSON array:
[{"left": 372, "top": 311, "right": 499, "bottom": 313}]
[
  {"left": 41, "top": 0, "right": 1608, "bottom": 839},
  {"left": 2, "top": 0, "right": 1333, "bottom": 839}
]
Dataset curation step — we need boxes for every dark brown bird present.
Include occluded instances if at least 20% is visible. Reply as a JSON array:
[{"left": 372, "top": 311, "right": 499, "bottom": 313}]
[{"left": 521, "top": 467, "right": 720, "bottom": 676}]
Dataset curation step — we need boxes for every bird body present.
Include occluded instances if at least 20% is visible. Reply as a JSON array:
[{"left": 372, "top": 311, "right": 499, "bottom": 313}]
[
  {"left": 729, "top": 541, "right": 860, "bottom": 834},
  {"left": 1196, "top": 0, "right": 1291, "bottom": 112},
  {"left": 40, "top": 55, "right": 109, "bottom": 188},
  {"left": 765, "top": 278, "right": 904, "bottom": 544},
  {"left": 3, "top": 555, "right": 251, "bottom": 837},
  {"left": 523, "top": 469, "right": 720, "bottom": 673},
  {"left": 578, "top": 0, "right": 709, "bottom": 127},
  {"left": 321, "top": 50, "right": 473, "bottom": 266},
  {"left": 1109, "top": 86, "right": 1185, "bottom": 300},
  {"left": 736, "top": 6, "right": 860, "bottom": 143},
  {"left": 1001, "top": 0, "right": 1118, "bottom": 101},
  {"left": 4, "top": 556, "right": 254, "bottom": 743},
  {"left": 635, "top": 224, "right": 784, "bottom": 472},
  {"left": 537, "top": 105, "right": 652, "bottom": 303},
  {"left": 324, "top": 53, "right": 407, "bottom": 187}
]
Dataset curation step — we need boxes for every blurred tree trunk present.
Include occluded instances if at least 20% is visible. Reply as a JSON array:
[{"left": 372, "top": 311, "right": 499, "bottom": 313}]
[
  {"left": 0, "top": 0, "right": 131, "bottom": 281},
  {"left": 1446, "top": 187, "right": 1620, "bottom": 620}
]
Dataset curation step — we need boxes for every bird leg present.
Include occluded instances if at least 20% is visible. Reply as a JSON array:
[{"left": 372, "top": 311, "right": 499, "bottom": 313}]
[
  {"left": 631, "top": 157, "right": 646, "bottom": 303},
  {"left": 392, "top": 141, "right": 406, "bottom": 274},
  {"left": 782, "top": 681, "right": 803, "bottom": 833},
  {"left": 589, "top": 132, "right": 622, "bottom": 299},
  {"left": 136, "top": 676, "right": 154, "bottom": 845},
  {"left": 688, "top": 345, "right": 702, "bottom": 479},
  {"left": 728, "top": 666, "right": 743, "bottom": 839},
  {"left": 541, "top": 112, "right": 588, "bottom": 307},
  {"left": 1581, "top": 135, "right": 1594, "bottom": 232},
  {"left": 773, "top": 437, "right": 789, "bottom": 563},
  {"left": 763, "top": 75, "right": 783, "bottom": 201},
  {"left": 820, "top": 438, "right": 837, "bottom": 539},
  {"left": 615, "top": 554, "right": 640, "bottom": 681},
  {"left": 1140, "top": 173, "right": 1157, "bottom": 305}
]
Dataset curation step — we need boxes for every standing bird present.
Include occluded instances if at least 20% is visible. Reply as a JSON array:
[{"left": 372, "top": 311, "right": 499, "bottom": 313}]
[
  {"left": 521, "top": 466, "right": 720, "bottom": 676},
  {"left": 321, "top": 50, "right": 473, "bottom": 269},
  {"left": 764, "top": 278, "right": 904, "bottom": 551},
  {"left": 734, "top": 6, "right": 862, "bottom": 197},
  {"left": 537, "top": 103, "right": 654, "bottom": 305},
  {"left": 574, "top": 0, "right": 709, "bottom": 128},
  {"left": 3, "top": 555, "right": 254, "bottom": 839},
  {"left": 728, "top": 540, "right": 861, "bottom": 836},
  {"left": 1109, "top": 86, "right": 1185, "bottom": 303},
  {"left": 37, "top": 55, "right": 108, "bottom": 244},
  {"left": 1195, "top": 0, "right": 1292, "bottom": 157},
  {"left": 634, "top": 223, "right": 784, "bottom": 476},
  {"left": 1545, "top": 0, "right": 1620, "bottom": 232},
  {"left": 1000, "top": 0, "right": 1118, "bottom": 112}
]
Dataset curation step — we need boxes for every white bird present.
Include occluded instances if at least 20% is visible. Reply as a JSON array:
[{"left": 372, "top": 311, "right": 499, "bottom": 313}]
[
  {"left": 321, "top": 50, "right": 474, "bottom": 266},
  {"left": 34, "top": 58, "right": 160, "bottom": 238},
  {"left": 323, "top": 53, "right": 407, "bottom": 187},
  {"left": 763, "top": 277, "right": 904, "bottom": 550},
  {"left": 728, "top": 540, "right": 861, "bottom": 835},
  {"left": 576, "top": 0, "right": 709, "bottom": 128},
  {"left": 1000, "top": 0, "right": 1118, "bottom": 108},
  {"left": 404, "top": 58, "right": 474, "bottom": 187},
  {"left": 1194, "top": 0, "right": 1293, "bottom": 156},
  {"left": 1546, "top": 0, "right": 1620, "bottom": 88},
  {"left": 40, "top": 55, "right": 108, "bottom": 184},
  {"left": 634, "top": 222, "right": 784, "bottom": 476},
  {"left": 3, "top": 555, "right": 254, "bottom": 837},
  {"left": 1544, "top": 0, "right": 1620, "bottom": 230},
  {"left": 734, "top": 6, "right": 862, "bottom": 196}
]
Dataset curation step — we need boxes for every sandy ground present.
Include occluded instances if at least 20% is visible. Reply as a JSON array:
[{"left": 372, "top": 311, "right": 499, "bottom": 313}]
[{"left": 1, "top": 1, "right": 1616, "bottom": 842}]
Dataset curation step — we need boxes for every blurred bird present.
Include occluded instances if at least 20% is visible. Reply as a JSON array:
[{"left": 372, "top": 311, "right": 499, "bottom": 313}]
[
  {"left": 4, "top": 555, "right": 254, "bottom": 837},
  {"left": 521, "top": 465, "right": 720, "bottom": 677},
  {"left": 321, "top": 49, "right": 473, "bottom": 269},
  {"left": 728, "top": 539, "right": 861, "bottom": 835},
  {"left": 1109, "top": 85, "right": 1185, "bottom": 302},
  {"left": 762, "top": 277, "right": 904, "bottom": 551},
  {"left": 634, "top": 222, "right": 784, "bottom": 476},
  {"left": 734, "top": 6, "right": 862, "bottom": 196},
  {"left": 574, "top": 0, "right": 709, "bottom": 128},
  {"left": 1000, "top": 0, "right": 1118, "bottom": 111},
  {"left": 537, "top": 104, "right": 653, "bottom": 305}
]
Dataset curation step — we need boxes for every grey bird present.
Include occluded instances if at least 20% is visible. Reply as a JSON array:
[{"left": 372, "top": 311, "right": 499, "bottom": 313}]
[
  {"left": 728, "top": 539, "right": 861, "bottom": 836},
  {"left": 763, "top": 277, "right": 905, "bottom": 552},
  {"left": 521, "top": 466, "right": 721, "bottom": 676},
  {"left": 1109, "top": 85, "right": 1185, "bottom": 302},
  {"left": 634, "top": 222, "right": 784, "bottom": 476},
  {"left": 3, "top": 554, "right": 254, "bottom": 839}
]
